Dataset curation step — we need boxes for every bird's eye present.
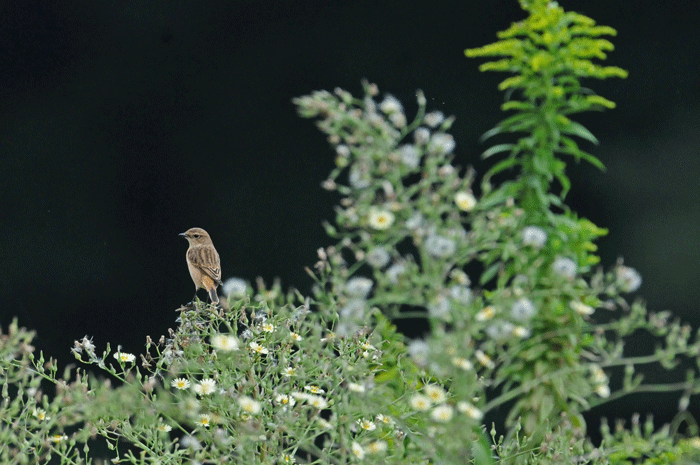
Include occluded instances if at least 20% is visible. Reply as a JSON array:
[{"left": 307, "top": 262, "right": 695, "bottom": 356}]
[{"left": 194, "top": 234, "right": 200, "bottom": 238}]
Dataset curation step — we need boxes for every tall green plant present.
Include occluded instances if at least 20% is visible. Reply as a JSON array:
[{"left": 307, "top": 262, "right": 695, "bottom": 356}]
[
  {"left": 461, "top": 0, "right": 631, "bottom": 435},
  {"left": 466, "top": 0, "right": 627, "bottom": 210}
]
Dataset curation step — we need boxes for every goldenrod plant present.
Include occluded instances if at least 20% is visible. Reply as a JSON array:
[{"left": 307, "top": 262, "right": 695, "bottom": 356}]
[{"left": 3, "top": 1, "right": 700, "bottom": 463}]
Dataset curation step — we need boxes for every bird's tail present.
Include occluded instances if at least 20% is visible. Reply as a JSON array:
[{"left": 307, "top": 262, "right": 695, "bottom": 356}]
[{"left": 208, "top": 287, "right": 220, "bottom": 305}]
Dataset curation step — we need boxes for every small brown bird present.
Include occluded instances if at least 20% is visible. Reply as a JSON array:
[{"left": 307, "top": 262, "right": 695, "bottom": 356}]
[{"left": 180, "top": 228, "right": 222, "bottom": 304}]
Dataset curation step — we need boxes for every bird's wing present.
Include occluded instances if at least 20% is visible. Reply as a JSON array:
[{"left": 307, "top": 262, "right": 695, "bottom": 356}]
[{"left": 188, "top": 245, "right": 222, "bottom": 285}]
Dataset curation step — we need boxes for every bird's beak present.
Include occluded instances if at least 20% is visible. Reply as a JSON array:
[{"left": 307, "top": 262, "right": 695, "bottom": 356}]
[{"left": 179, "top": 232, "right": 187, "bottom": 237}]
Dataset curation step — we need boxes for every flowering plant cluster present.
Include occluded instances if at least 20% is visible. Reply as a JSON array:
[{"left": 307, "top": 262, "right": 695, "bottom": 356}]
[
  {"left": 3, "top": 0, "right": 700, "bottom": 464},
  {"left": 3, "top": 289, "right": 417, "bottom": 463}
]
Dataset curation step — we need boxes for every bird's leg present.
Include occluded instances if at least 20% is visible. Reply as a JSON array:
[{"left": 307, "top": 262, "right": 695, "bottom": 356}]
[{"left": 189, "top": 289, "right": 203, "bottom": 307}]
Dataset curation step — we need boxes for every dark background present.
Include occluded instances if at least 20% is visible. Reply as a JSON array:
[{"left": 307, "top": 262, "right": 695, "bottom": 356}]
[{"left": 2, "top": 0, "right": 699, "bottom": 434}]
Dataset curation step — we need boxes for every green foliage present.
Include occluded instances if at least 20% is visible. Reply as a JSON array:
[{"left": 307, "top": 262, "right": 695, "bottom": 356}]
[
  {"left": 292, "top": 72, "right": 700, "bottom": 462},
  {"left": 466, "top": 0, "right": 628, "bottom": 205},
  {"left": 4, "top": 292, "right": 437, "bottom": 464},
  {"left": 599, "top": 414, "right": 700, "bottom": 464}
]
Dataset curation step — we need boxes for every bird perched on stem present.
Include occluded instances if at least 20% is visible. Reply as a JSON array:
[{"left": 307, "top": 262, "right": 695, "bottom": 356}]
[{"left": 179, "top": 228, "right": 222, "bottom": 304}]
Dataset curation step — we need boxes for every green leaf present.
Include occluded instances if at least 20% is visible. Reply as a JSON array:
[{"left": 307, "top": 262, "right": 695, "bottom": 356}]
[
  {"left": 374, "top": 366, "right": 400, "bottom": 384},
  {"left": 560, "top": 120, "right": 599, "bottom": 144},
  {"left": 480, "top": 263, "right": 501, "bottom": 286},
  {"left": 501, "top": 100, "right": 536, "bottom": 112},
  {"left": 559, "top": 137, "right": 606, "bottom": 170},
  {"left": 477, "top": 180, "right": 515, "bottom": 208},
  {"left": 481, "top": 143, "right": 516, "bottom": 159},
  {"left": 522, "top": 342, "right": 548, "bottom": 360},
  {"left": 483, "top": 156, "right": 520, "bottom": 181},
  {"left": 554, "top": 168, "right": 572, "bottom": 198},
  {"left": 497, "top": 111, "right": 538, "bottom": 132},
  {"left": 471, "top": 434, "right": 497, "bottom": 465},
  {"left": 586, "top": 94, "right": 618, "bottom": 108},
  {"left": 538, "top": 393, "right": 555, "bottom": 423},
  {"left": 479, "top": 125, "right": 504, "bottom": 143}
]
